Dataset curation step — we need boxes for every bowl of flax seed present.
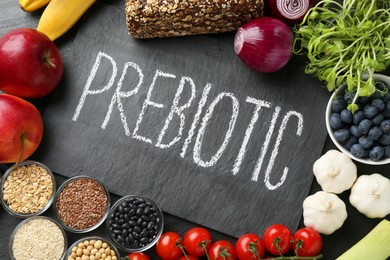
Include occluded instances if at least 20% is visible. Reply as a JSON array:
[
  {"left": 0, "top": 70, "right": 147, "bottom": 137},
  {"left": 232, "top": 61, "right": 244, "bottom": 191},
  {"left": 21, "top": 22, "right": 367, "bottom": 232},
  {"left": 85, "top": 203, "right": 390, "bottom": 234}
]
[
  {"left": 53, "top": 175, "right": 110, "bottom": 233},
  {"left": 1, "top": 160, "right": 56, "bottom": 218}
]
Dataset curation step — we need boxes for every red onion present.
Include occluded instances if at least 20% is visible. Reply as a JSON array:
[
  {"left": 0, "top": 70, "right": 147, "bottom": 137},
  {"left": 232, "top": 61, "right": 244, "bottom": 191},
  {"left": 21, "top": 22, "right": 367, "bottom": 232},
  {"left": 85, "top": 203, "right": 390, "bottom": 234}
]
[
  {"left": 234, "top": 17, "right": 293, "bottom": 73},
  {"left": 268, "top": 0, "right": 316, "bottom": 24}
]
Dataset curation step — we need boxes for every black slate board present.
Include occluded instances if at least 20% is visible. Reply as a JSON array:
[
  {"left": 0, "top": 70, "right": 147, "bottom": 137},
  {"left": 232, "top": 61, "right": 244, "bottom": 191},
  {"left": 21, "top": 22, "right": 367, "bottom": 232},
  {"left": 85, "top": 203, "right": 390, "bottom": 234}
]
[{"left": 36, "top": 4, "right": 330, "bottom": 237}]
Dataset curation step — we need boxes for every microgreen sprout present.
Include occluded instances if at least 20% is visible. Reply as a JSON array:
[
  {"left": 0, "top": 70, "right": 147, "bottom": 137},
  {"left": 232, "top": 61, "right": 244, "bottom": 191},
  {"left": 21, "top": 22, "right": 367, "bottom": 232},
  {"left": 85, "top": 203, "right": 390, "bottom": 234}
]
[{"left": 293, "top": 0, "right": 390, "bottom": 112}]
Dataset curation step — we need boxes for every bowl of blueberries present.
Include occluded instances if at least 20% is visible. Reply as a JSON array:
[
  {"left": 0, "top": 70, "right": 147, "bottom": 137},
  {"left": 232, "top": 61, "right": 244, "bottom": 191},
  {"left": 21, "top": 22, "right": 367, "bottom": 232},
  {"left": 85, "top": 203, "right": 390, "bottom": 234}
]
[{"left": 326, "top": 73, "right": 390, "bottom": 165}]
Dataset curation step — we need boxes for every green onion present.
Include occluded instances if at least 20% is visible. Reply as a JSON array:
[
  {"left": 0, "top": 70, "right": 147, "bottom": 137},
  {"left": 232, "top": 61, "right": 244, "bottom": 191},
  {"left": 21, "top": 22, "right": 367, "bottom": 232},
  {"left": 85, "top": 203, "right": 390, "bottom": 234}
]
[{"left": 293, "top": 0, "right": 390, "bottom": 112}]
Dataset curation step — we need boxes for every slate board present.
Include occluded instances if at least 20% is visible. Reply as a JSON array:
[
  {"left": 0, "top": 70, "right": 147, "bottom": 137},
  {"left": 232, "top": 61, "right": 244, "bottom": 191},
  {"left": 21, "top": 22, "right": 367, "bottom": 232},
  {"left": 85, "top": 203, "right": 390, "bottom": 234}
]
[{"left": 36, "top": 3, "right": 330, "bottom": 237}]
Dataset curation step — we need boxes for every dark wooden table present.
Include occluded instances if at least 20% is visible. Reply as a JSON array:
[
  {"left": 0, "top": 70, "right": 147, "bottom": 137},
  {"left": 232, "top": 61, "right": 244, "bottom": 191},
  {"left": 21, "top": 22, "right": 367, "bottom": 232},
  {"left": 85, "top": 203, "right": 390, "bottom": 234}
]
[{"left": 0, "top": 0, "right": 389, "bottom": 259}]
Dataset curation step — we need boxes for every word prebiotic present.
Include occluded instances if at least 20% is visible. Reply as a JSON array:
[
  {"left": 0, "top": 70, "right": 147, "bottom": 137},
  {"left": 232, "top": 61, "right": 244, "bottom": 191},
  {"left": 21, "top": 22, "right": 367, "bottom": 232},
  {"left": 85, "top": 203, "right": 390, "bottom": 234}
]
[{"left": 73, "top": 51, "right": 304, "bottom": 190}]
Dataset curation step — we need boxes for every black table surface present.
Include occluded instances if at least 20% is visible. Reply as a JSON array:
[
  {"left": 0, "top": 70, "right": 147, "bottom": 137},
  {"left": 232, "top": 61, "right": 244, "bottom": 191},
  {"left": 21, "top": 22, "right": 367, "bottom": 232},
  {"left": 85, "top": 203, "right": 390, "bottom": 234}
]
[{"left": 0, "top": 0, "right": 389, "bottom": 259}]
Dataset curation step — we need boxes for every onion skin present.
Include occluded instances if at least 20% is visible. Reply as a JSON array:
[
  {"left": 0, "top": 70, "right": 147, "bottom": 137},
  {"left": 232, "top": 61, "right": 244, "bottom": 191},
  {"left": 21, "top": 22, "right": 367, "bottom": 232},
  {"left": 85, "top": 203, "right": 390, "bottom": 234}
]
[
  {"left": 268, "top": 0, "right": 316, "bottom": 24},
  {"left": 234, "top": 17, "right": 293, "bottom": 73}
]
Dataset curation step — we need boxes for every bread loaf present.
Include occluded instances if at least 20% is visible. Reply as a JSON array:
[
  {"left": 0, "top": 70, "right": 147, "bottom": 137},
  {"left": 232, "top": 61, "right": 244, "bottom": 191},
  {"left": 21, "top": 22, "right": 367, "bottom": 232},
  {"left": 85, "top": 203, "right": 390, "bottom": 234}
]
[{"left": 125, "top": 0, "right": 264, "bottom": 39}]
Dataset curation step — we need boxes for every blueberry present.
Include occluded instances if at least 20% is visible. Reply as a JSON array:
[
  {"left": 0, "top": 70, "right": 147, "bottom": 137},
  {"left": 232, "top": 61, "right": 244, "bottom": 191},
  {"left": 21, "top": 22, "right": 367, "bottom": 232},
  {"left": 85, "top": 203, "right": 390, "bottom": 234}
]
[
  {"left": 353, "top": 111, "right": 365, "bottom": 124},
  {"left": 363, "top": 105, "right": 378, "bottom": 119},
  {"left": 384, "top": 146, "right": 390, "bottom": 158},
  {"left": 349, "top": 125, "right": 362, "bottom": 138},
  {"left": 359, "top": 136, "right": 374, "bottom": 149},
  {"left": 344, "top": 136, "right": 358, "bottom": 150},
  {"left": 344, "top": 92, "right": 356, "bottom": 103},
  {"left": 368, "top": 126, "right": 382, "bottom": 141},
  {"left": 350, "top": 144, "right": 365, "bottom": 158},
  {"left": 383, "top": 91, "right": 390, "bottom": 102},
  {"left": 358, "top": 96, "right": 370, "bottom": 105},
  {"left": 372, "top": 99, "right": 385, "bottom": 111},
  {"left": 359, "top": 119, "right": 372, "bottom": 134},
  {"left": 382, "top": 101, "right": 390, "bottom": 118},
  {"left": 340, "top": 109, "right": 352, "bottom": 124},
  {"left": 369, "top": 146, "right": 384, "bottom": 161},
  {"left": 371, "top": 113, "right": 385, "bottom": 126},
  {"left": 329, "top": 113, "right": 344, "bottom": 130},
  {"left": 334, "top": 129, "right": 350, "bottom": 142},
  {"left": 331, "top": 96, "right": 347, "bottom": 113},
  {"left": 380, "top": 120, "right": 390, "bottom": 134},
  {"left": 370, "top": 90, "right": 382, "bottom": 101},
  {"left": 379, "top": 134, "right": 390, "bottom": 145}
]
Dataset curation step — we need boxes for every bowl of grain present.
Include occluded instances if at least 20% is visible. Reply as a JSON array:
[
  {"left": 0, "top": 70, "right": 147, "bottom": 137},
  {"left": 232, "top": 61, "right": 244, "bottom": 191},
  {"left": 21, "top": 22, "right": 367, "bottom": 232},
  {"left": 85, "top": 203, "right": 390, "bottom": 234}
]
[
  {"left": 53, "top": 175, "right": 111, "bottom": 233},
  {"left": 66, "top": 236, "right": 120, "bottom": 260},
  {"left": 9, "top": 216, "right": 67, "bottom": 260},
  {"left": 0, "top": 160, "right": 56, "bottom": 218}
]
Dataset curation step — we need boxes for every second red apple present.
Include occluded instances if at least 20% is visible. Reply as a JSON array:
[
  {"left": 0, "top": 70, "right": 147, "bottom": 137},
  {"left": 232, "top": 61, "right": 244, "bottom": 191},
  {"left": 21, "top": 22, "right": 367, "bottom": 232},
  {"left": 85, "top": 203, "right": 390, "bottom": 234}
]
[{"left": 0, "top": 94, "right": 44, "bottom": 163}]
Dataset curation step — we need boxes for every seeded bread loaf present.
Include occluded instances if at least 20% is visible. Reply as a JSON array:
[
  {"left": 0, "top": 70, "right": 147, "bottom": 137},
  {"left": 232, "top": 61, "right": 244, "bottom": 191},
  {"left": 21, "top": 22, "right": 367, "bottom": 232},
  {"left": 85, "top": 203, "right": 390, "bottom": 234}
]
[{"left": 125, "top": 0, "right": 264, "bottom": 39}]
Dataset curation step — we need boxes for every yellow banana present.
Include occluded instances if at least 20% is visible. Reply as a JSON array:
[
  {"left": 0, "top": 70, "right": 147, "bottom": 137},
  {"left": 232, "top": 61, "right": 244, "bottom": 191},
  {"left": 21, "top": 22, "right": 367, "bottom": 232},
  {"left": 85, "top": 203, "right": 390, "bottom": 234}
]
[
  {"left": 19, "top": 0, "right": 50, "bottom": 12},
  {"left": 37, "top": 0, "right": 95, "bottom": 41}
]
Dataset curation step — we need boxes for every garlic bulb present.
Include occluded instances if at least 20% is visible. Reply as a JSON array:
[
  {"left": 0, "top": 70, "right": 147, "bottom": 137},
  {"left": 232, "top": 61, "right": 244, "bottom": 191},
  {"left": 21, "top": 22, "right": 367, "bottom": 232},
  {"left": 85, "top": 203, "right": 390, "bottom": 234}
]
[
  {"left": 349, "top": 173, "right": 390, "bottom": 218},
  {"left": 313, "top": 150, "right": 357, "bottom": 194},
  {"left": 303, "top": 191, "right": 347, "bottom": 235}
]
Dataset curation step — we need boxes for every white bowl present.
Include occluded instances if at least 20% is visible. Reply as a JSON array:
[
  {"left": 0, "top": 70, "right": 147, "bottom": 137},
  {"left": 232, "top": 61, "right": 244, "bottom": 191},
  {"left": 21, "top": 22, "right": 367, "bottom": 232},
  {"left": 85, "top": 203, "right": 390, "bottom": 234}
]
[{"left": 325, "top": 73, "right": 390, "bottom": 165}]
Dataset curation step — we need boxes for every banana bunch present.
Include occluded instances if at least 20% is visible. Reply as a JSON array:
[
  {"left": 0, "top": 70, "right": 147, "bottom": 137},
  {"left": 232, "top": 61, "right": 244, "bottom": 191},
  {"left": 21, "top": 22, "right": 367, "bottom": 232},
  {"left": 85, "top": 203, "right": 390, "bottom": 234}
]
[{"left": 19, "top": 0, "right": 95, "bottom": 41}]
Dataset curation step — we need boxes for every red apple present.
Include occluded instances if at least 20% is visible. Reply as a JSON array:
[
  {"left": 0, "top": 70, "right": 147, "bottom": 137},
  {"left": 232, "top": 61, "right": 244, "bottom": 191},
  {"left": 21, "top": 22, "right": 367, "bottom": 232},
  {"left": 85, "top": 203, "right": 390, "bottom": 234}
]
[
  {"left": 0, "top": 94, "right": 44, "bottom": 163},
  {"left": 0, "top": 28, "right": 63, "bottom": 98}
]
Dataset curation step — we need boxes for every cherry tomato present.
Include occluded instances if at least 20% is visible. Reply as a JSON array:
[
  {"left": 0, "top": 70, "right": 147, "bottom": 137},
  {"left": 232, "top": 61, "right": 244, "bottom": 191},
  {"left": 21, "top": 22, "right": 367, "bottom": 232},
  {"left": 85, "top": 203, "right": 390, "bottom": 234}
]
[
  {"left": 178, "top": 256, "right": 198, "bottom": 260},
  {"left": 263, "top": 224, "right": 293, "bottom": 256},
  {"left": 293, "top": 227, "right": 323, "bottom": 256},
  {"left": 208, "top": 240, "right": 237, "bottom": 260},
  {"left": 127, "top": 252, "right": 150, "bottom": 260},
  {"left": 235, "top": 233, "right": 265, "bottom": 260},
  {"left": 183, "top": 227, "right": 212, "bottom": 257},
  {"left": 156, "top": 232, "right": 183, "bottom": 260}
]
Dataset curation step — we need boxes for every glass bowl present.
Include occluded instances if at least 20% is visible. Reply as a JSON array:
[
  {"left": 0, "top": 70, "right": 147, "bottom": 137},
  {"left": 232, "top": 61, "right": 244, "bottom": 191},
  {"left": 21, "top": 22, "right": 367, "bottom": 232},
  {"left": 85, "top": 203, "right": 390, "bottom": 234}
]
[
  {"left": 106, "top": 195, "right": 164, "bottom": 252},
  {"left": 0, "top": 160, "right": 56, "bottom": 218},
  {"left": 325, "top": 73, "right": 390, "bottom": 165},
  {"left": 9, "top": 216, "right": 67, "bottom": 260},
  {"left": 53, "top": 175, "right": 111, "bottom": 233},
  {"left": 65, "top": 236, "right": 120, "bottom": 260}
]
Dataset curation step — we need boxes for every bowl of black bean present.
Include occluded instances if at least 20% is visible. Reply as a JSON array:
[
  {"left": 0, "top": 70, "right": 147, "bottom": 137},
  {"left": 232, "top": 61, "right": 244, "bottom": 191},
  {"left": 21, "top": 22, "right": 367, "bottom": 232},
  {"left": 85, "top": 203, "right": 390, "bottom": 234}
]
[
  {"left": 106, "top": 195, "right": 164, "bottom": 252},
  {"left": 326, "top": 73, "right": 390, "bottom": 165}
]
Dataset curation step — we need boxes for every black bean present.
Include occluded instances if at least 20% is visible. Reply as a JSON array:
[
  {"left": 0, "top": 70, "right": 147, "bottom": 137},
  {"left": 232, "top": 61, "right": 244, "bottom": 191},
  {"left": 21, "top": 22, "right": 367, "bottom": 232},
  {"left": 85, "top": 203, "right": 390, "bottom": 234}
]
[
  {"left": 126, "top": 234, "right": 134, "bottom": 244},
  {"left": 136, "top": 208, "right": 143, "bottom": 216},
  {"left": 138, "top": 203, "right": 146, "bottom": 208},
  {"left": 124, "top": 207, "right": 130, "bottom": 213},
  {"left": 129, "top": 203, "right": 137, "bottom": 210},
  {"left": 132, "top": 240, "right": 139, "bottom": 248},
  {"left": 122, "top": 229, "right": 129, "bottom": 237},
  {"left": 137, "top": 218, "right": 142, "bottom": 226},
  {"left": 121, "top": 201, "right": 128, "bottom": 208},
  {"left": 134, "top": 226, "right": 141, "bottom": 233},
  {"left": 141, "top": 215, "right": 150, "bottom": 222},
  {"left": 118, "top": 205, "right": 124, "bottom": 213},
  {"left": 121, "top": 222, "right": 130, "bottom": 229},
  {"left": 114, "top": 217, "right": 120, "bottom": 223},
  {"left": 144, "top": 206, "right": 151, "bottom": 214},
  {"left": 140, "top": 237, "right": 148, "bottom": 244},
  {"left": 112, "top": 229, "right": 122, "bottom": 235},
  {"left": 117, "top": 235, "right": 125, "bottom": 242},
  {"left": 156, "top": 216, "right": 161, "bottom": 224},
  {"left": 118, "top": 218, "right": 125, "bottom": 224},
  {"left": 128, "top": 209, "right": 136, "bottom": 217},
  {"left": 112, "top": 223, "right": 120, "bottom": 229},
  {"left": 147, "top": 222, "right": 154, "bottom": 230},
  {"left": 140, "top": 230, "right": 148, "bottom": 238},
  {"left": 149, "top": 214, "right": 156, "bottom": 223},
  {"left": 114, "top": 211, "right": 120, "bottom": 217},
  {"left": 110, "top": 212, "right": 115, "bottom": 219},
  {"left": 148, "top": 230, "right": 155, "bottom": 237},
  {"left": 132, "top": 231, "right": 139, "bottom": 240},
  {"left": 141, "top": 221, "right": 148, "bottom": 228},
  {"left": 133, "top": 199, "right": 142, "bottom": 205},
  {"left": 148, "top": 237, "right": 154, "bottom": 243},
  {"left": 129, "top": 220, "right": 136, "bottom": 227}
]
